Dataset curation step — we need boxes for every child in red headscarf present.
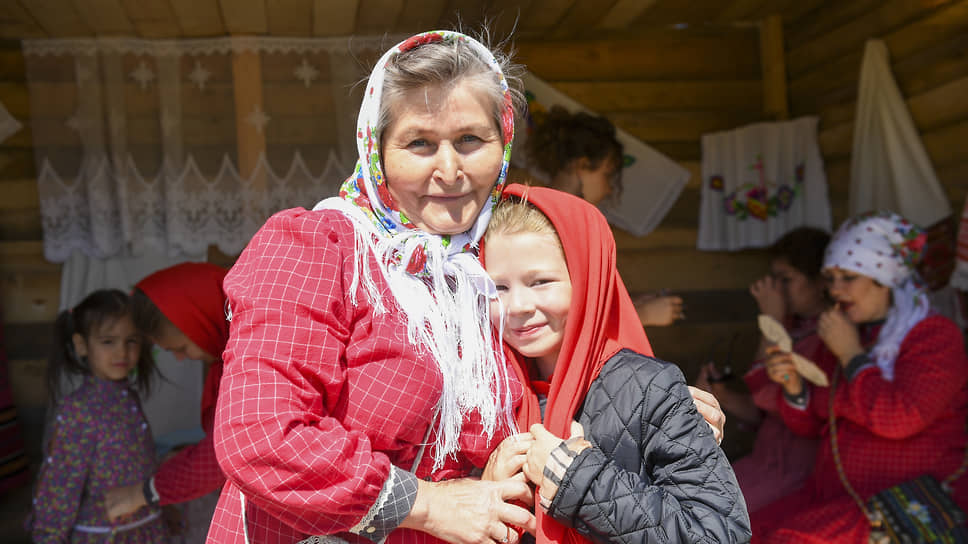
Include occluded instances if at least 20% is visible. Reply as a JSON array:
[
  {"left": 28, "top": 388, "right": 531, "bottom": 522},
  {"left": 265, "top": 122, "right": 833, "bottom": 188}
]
[
  {"left": 482, "top": 184, "right": 751, "bottom": 544},
  {"left": 102, "top": 263, "right": 228, "bottom": 521}
]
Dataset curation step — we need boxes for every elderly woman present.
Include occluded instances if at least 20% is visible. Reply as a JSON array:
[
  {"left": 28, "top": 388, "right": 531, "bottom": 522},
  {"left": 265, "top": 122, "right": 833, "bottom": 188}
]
[
  {"left": 751, "top": 211, "right": 968, "bottom": 543},
  {"left": 208, "top": 30, "right": 724, "bottom": 544}
]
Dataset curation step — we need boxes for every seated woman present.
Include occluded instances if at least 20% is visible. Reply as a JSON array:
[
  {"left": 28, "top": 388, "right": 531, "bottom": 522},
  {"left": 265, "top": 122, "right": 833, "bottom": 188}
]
[
  {"left": 696, "top": 227, "right": 831, "bottom": 513},
  {"left": 482, "top": 184, "right": 751, "bottom": 543},
  {"left": 524, "top": 105, "right": 683, "bottom": 328},
  {"left": 752, "top": 211, "right": 968, "bottom": 543}
]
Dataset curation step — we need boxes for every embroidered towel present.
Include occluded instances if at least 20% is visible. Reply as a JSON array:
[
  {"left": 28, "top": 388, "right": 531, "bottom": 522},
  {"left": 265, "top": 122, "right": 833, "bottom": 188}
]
[{"left": 698, "top": 116, "right": 832, "bottom": 250}]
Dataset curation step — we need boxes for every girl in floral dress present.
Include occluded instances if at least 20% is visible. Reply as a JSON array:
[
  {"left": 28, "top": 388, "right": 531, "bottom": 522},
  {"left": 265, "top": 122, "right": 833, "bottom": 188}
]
[{"left": 28, "top": 289, "right": 167, "bottom": 543}]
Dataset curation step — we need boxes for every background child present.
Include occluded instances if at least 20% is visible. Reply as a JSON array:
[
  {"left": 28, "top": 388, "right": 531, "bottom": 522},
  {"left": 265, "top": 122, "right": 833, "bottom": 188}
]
[
  {"left": 27, "top": 289, "right": 167, "bottom": 543},
  {"left": 482, "top": 184, "right": 750, "bottom": 544}
]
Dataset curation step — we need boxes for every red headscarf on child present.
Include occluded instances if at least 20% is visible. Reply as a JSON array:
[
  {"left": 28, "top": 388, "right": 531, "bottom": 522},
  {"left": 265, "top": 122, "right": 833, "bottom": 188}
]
[
  {"left": 498, "top": 184, "right": 653, "bottom": 544},
  {"left": 135, "top": 262, "right": 229, "bottom": 413}
]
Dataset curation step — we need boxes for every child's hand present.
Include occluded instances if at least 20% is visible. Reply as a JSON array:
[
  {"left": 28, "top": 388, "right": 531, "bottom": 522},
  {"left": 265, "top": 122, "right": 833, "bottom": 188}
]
[
  {"left": 635, "top": 295, "right": 685, "bottom": 327},
  {"left": 817, "top": 307, "right": 864, "bottom": 366},
  {"left": 483, "top": 432, "right": 533, "bottom": 482},
  {"left": 764, "top": 348, "right": 804, "bottom": 396},
  {"left": 524, "top": 423, "right": 590, "bottom": 508},
  {"left": 104, "top": 482, "right": 147, "bottom": 521}
]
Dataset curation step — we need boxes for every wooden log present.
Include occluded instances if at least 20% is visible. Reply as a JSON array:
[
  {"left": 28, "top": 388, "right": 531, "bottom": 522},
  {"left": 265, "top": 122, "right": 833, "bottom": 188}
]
[
  {"left": 759, "top": 14, "right": 789, "bottom": 120},
  {"left": 0, "top": 179, "right": 39, "bottom": 210},
  {"left": 613, "top": 226, "right": 697, "bottom": 250},
  {"left": 395, "top": 0, "right": 448, "bottom": 33},
  {"left": 312, "top": 0, "right": 358, "bottom": 36},
  {"left": 0, "top": 149, "right": 37, "bottom": 181},
  {"left": 0, "top": 209, "right": 43, "bottom": 241},
  {"left": 787, "top": 0, "right": 901, "bottom": 50},
  {"left": 119, "top": 0, "right": 180, "bottom": 38},
  {"left": 355, "top": 0, "right": 403, "bottom": 35},
  {"left": 547, "top": 80, "right": 763, "bottom": 113},
  {"left": 517, "top": 0, "right": 576, "bottom": 31},
  {"left": 609, "top": 111, "right": 761, "bottom": 143},
  {"left": 0, "top": 3, "right": 46, "bottom": 39},
  {"left": 787, "top": 0, "right": 955, "bottom": 79},
  {"left": 167, "top": 0, "right": 225, "bottom": 37},
  {"left": 265, "top": 0, "right": 314, "bottom": 36},
  {"left": 516, "top": 31, "right": 761, "bottom": 81},
  {"left": 0, "top": 242, "right": 60, "bottom": 324},
  {"left": 7, "top": 358, "right": 49, "bottom": 458},
  {"left": 73, "top": 0, "right": 136, "bottom": 36},
  {"left": 219, "top": 0, "right": 267, "bottom": 34},
  {"left": 19, "top": 0, "right": 91, "bottom": 37},
  {"left": 617, "top": 247, "right": 769, "bottom": 291},
  {"left": 648, "top": 141, "right": 700, "bottom": 162},
  {"left": 923, "top": 117, "right": 968, "bottom": 167},
  {"left": 231, "top": 48, "right": 266, "bottom": 180}
]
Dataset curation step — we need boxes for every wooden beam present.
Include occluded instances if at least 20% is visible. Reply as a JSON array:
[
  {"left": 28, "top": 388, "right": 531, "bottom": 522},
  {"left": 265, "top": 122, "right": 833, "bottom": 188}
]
[
  {"left": 786, "top": 0, "right": 885, "bottom": 50},
  {"left": 120, "top": 0, "right": 180, "bottom": 37},
  {"left": 19, "top": 0, "right": 91, "bottom": 36},
  {"left": 596, "top": 0, "right": 658, "bottom": 30},
  {"left": 219, "top": 0, "right": 267, "bottom": 34},
  {"left": 759, "top": 13, "right": 788, "bottom": 119},
  {"left": 516, "top": 31, "right": 761, "bottom": 81},
  {"left": 787, "top": 0, "right": 955, "bottom": 79},
  {"left": 266, "top": 0, "right": 313, "bottom": 36},
  {"left": 231, "top": 47, "right": 266, "bottom": 180},
  {"left": 72, "top": 0, "right": 135, "bottom": 35},
  {"left": 313, "top": 0, "right": 358, "bottom": 36},
  {"left": 547, "top": 80, "right": 763, "bottom": 113},
  {"left": 168, "top": 0, "right": 224, "bottom": 36},
  {"left": 356, "top": 0, "right": 402, "bottom": 35},
  {"left": 0, "top": 2, "right": 47, "bottom": 38},
  {"left": 396, "top": 0, "right": 447, "bottom": 33},
  {"left": 518, "top": 0, "right": 575, "bottom": 32},
  {"left": 618, "top": 247, "right": 768, "bottom": 291},
  {"left": 609, "top": 111, "right": 761, "bottom": 143}
]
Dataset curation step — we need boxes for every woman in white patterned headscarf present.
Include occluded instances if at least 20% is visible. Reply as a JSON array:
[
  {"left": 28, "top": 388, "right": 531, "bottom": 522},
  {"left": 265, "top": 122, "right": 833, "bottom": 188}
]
[{"left": 752, "top": 210, "right": 968, "bottom": 543}]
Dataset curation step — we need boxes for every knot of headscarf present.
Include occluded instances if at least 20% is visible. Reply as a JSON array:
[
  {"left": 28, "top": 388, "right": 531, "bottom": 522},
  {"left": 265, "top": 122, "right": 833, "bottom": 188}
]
[
  {"left": 824, "top": 210, "right": 929, "bottom": 379},
  {"left": 314, "top": 30, "right": 516, "bottom": 468}
]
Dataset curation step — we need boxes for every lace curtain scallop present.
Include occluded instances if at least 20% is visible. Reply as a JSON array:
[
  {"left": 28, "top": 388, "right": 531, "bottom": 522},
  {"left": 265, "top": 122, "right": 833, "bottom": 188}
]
[{"left": 21, "top": 36, "right": 390, "bottom": 262}]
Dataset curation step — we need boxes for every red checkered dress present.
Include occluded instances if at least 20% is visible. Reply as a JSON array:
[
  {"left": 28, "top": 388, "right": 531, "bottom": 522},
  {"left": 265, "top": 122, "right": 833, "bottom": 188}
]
[
  {"left": 752, "top": 314, "right": 968, "bottom": 543},
  {"left": 207, "top": 208, "right": 515, "bottom": 543},
  {"left": 154, "top": 361, "right": 225, "bottom": 504}
]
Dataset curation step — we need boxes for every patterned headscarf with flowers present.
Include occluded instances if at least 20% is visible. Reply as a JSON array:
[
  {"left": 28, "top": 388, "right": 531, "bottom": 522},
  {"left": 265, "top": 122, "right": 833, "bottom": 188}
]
[
  {"left": 824, "top": 210, "right": 930, "bottom": 380},
  {"left": 314, "top": 31, "right": 517, "bottom": 468}
]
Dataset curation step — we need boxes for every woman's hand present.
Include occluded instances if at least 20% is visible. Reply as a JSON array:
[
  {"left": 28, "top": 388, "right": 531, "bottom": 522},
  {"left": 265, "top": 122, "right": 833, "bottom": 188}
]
[
  {"left": 402, "top": 477, "right": 535, "bottom": 544},
  {"left": 482, "top": 433, "right": 533, "bottom": 482},
  {"left": 635, "top": 294, "right": 685, "bottom": 327},
  {"left": 750, "top": 275, "right": 785, "bottom": 320},
  {"left": 103, "top": 482, "right": 147, "bottom": 521},
  {"left": 688, "top": 386, "right": 726, "bottom": 444},
  {"left": 764, "top": 348, "right": 804, "bottom": 396},
  {"left": 817, "top": 307, "right": 864, "bottom": 365}
]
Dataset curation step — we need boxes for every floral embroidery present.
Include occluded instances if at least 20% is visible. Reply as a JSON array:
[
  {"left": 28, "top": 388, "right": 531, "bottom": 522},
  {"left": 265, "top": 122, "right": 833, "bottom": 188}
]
[{"left": 719, "top": 155, "right": 806, "bottom": 222}]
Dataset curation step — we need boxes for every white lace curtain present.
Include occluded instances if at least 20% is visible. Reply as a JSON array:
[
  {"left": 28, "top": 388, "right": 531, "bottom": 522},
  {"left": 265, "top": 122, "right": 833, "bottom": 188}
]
[{"left": 23, "top": 36, "right": 392, "bottom": 262}]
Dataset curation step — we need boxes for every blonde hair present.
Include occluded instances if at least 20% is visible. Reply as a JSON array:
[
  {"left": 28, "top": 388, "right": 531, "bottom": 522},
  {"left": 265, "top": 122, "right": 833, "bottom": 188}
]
[{"left": 485, "top": 194, "right": 560, "bottom": 249}]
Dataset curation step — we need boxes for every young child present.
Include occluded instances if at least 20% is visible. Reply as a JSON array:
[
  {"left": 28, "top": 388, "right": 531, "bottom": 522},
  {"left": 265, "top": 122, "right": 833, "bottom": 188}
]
[
  {"left": 482, "top": 184, "right": 751, "bottom": 544},
  {"left": 28, "top": 289, "right": 168, "bottom": 543}
]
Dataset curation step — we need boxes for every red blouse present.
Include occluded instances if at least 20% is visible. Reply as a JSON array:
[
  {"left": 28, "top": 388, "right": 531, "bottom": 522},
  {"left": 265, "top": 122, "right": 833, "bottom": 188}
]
[{"left": 208, "top": 208, "right": 515, "bottom": 543}]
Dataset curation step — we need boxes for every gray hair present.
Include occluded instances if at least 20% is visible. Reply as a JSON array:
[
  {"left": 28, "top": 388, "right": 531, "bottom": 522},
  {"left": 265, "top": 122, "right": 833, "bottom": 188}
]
[{"left": 377, "top": 34, "right": 525, "bottom": 140}]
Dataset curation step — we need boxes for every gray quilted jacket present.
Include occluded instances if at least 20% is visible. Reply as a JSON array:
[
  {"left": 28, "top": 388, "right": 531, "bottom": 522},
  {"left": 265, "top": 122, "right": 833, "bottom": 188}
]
[{"left": 545, "top": 349, "right": 752, "bottom": 544}]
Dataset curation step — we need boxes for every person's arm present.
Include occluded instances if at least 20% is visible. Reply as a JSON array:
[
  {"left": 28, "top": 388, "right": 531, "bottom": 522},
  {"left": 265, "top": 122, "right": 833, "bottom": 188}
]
[
  {"left": 541, "top": 359, "right": 752, "bottom": 544},
  {"left": 836, "top": 315, "right": 968, "bottom": 439},
  {"left": 30, "top": 402, "right": 93, "bottom": 543}
]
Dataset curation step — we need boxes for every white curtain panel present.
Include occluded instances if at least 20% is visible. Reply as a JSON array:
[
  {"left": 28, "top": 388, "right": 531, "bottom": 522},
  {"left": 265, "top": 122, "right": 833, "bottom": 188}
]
[
  {"left": 850, "top": 40, "right": 951, "bottom": 227},
  {"left": 698, "top": 116, "right": 832, "bottom": 251},
  {"left": 21, "top": 36, "right": 372, "bottom": 262},
  {"left": 514, "top": 72, "right": 690, "bottom": 237}
]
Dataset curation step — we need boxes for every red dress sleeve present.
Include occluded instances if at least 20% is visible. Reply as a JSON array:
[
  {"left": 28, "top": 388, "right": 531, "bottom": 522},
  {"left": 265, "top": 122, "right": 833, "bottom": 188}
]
[
  {"left": 835, "top": 315, "right": 968, "bottom": 439},
  {"left": 154, "top": 362, "right": 226, "bottom": 504}
]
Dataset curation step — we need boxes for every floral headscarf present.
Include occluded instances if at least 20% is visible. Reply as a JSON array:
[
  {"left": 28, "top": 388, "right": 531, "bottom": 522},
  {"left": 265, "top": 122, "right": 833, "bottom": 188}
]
[
  {"left": 314, "top": 31, "right": 517, "bottom": 468},
  {"left": 824, "top": 210, "right": 929, "bottom": 379}
]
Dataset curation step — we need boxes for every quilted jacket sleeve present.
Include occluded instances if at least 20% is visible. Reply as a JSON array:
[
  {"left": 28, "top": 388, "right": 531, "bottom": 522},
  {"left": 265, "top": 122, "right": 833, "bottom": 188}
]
[{"left": 548, "top": 351, "right": 751, "bottom": 544}]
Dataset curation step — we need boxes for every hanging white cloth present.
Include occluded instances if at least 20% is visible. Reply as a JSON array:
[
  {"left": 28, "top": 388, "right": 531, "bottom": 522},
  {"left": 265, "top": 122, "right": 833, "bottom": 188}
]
[
  {"left": 0, "top": 100, "right": 22, "bottom": 143},
  {"left": 513, "top": 72, "right": 690, "bottom": 237},
  {"left": 850, "top": 39, "right": 951, "bottom": 227},
  {"left": 698, "top": 116, "right": 832, "bottom": 251}
]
